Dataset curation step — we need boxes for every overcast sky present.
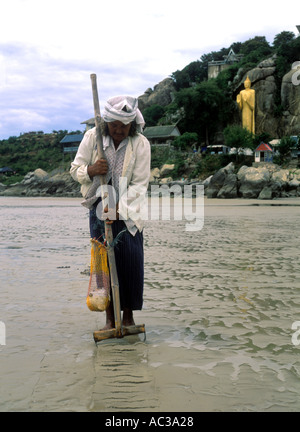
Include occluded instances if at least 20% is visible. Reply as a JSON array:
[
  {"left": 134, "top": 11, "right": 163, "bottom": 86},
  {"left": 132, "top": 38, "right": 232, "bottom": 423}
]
[{"left": 0, "top": 0, "right": 298, "bottom": 139}]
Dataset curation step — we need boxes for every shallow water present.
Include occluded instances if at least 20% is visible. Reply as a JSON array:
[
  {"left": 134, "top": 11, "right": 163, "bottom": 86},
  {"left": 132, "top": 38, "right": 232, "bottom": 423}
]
[{"left": 0, "top": 196, "right": 299, "bottom": 412}]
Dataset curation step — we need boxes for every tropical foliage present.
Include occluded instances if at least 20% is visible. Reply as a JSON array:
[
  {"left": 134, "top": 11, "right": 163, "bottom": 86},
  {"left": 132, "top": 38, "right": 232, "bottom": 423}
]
[
  {"left": 0, "top": 130, "right": 80, "bottom": 183},
  {"left": 164, "top": 31, "right": 300, "bottom": 144}
]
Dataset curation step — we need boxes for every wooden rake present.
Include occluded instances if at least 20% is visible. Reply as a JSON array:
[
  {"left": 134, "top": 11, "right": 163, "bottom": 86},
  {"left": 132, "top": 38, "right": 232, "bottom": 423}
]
[{"left": 89, "top": 74, "right": 146, "bottom": 343}]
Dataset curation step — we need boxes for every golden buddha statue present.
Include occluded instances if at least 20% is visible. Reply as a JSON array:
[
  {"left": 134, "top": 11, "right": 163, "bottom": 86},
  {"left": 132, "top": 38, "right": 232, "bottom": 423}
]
[{"left": 236, "top": 76, "right": 255, "bottom": 134}]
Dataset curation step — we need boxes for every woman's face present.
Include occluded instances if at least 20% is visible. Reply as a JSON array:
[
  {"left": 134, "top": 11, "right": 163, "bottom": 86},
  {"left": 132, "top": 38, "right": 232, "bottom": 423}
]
[{"left": 107, "top": 120, "right": 132, "bottom": 145}]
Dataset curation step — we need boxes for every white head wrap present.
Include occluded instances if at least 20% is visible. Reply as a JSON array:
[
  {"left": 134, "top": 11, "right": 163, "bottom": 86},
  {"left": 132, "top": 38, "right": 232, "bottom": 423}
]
[{"left": 102, "top": 95, "right": 145, "bottom": 132}]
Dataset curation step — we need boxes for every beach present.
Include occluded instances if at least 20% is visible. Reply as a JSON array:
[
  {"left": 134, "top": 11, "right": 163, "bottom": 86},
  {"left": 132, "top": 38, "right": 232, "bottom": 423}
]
[{"left": 0, "top": 196, "right": 299, "bottom": 412}]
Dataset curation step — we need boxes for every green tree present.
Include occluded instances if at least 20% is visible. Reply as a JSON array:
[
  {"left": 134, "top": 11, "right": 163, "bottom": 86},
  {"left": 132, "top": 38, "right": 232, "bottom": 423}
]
[
  {"left": 273, "top": 31, "right": 295, "bottom": 50},
  {"left": 238, "top": 36, "right": 273, "bottom": 69},
  {"left": 272, "top": 32, "right": 299, "bottom": 115},
  {"left": 171, "top": 47, "right": 235, "bottom": 91},
  {"left": 223, "top": 124, "right": 254, "bottom": 160},
  {"left": 172, "top": 60, "right": 206, "bottom": 90},
  {"left": 174, "top": 79, "right": 228, "bottom": 144},
  {"left": 277, "top": 136, "right": 295, "bottom": 161},
  {"left": 8, "top": 136, "right": 18, "bottom": 144},
  {"left": 253, "top": 132, "right": 272, "bottom": 148},
  {"left": 173, "top": 132, "right": 198, "bottom": 151},
  {"left": 143, "top": 105, "right": 165, "bottom": 126}
]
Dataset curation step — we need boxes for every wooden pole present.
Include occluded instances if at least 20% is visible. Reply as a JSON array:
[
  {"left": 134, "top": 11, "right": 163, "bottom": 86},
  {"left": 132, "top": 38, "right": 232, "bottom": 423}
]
[{"left": 90, "top": 74, "right": 122, "bottom": 338}]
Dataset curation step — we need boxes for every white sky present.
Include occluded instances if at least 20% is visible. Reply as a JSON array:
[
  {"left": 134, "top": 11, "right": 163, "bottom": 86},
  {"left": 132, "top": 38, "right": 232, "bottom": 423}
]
[{"left": 0, "top": 0, "right": 298, "bottom": 138}]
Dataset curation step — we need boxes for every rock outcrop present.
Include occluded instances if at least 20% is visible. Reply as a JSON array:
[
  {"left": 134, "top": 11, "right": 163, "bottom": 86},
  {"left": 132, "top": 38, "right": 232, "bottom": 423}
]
[
  {"left": 206, "top": 162, "right": 236, "bottom": 198},
  {"left": 206, "top": 163, "right": 300, "bottom": 199},
  {"left": 280, "top": 64, "right": 300, "bottom": 136},
  {"left": 1, "top": 164, "right": 300, "bottom": 200},
  {"left": 237, "top": 165, "right": 271, "bottom": 198},
  {"left": 138, "top": 78, "right": 176, "bottom": 111},
  {"left": 233, "top": 57, "right": 300, "bottom": 137},
  {"left": 0, "top": 169, "right": 81, "bottom": 197},
  {"left": 149, "top": 164, "right": 175, "bottom": 184},
  {"left": 137, "top": 56, "right": 300, "bottom": 139}
]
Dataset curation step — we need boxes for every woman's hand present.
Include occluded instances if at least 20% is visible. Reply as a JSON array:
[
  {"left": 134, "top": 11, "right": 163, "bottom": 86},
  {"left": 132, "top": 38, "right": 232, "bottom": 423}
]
[
  {"left": 103, "top": 204, "right": 119, "bottom": 225},
  {"left": 87, "top": 159, "right": 108, "bottom": 179}
]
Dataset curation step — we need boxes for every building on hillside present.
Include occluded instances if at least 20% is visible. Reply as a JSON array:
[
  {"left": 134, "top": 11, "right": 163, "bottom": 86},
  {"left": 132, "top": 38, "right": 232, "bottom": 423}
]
[
  {"left": 60, "top": 133, "right": 84, "bottom": 156},
  {"left": 143, "top": 125, "right": 181, "bottom": 146},
  {"left": 270, "top": 137, "right": 300, "bottom": 159},
  {"left": 290, "top": 136, "right": 300, "bottom": 158},
  {"left": 81, "top": 118, "right": 95, "bottom": 131},
  {"left": 208, "top": 48, "right": 243, "bottom": 79},
  {"left": 255, "top": 142, "right": 273, "bottom": 163},
  {"left": 0, "top": 166, "right": 15, "bottom": 176},
  {"left": 269, "top": 139, "right": 280, "bottom": 147},
  {"left": 206, "top": 145, "right": 230, "bottom": 155}
]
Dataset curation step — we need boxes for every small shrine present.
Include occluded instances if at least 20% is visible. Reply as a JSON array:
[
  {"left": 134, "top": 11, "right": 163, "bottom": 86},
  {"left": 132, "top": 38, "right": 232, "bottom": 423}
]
[{"left": 254, "top": 142, "right": 273, "bottom": 163}]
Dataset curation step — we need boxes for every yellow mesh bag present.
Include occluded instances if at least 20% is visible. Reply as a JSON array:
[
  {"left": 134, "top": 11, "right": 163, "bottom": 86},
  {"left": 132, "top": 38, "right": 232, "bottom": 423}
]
[{"left": 86, "top": 239, "right": 110, "bottom": 312}]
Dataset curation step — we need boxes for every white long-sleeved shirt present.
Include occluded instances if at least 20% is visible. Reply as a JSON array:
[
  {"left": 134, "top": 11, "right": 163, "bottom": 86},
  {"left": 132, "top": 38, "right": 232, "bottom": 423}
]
[{"left": 70, "top": 127, "right": 151, "bottom": 234}]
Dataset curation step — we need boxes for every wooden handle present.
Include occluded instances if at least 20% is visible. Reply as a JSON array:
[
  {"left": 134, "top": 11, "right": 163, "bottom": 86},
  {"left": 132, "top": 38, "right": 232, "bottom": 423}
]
[
  {"left": 90, "top": 74, "right": 100, "bottom": 118},
  {"left": 90, "top": 74, "right": 122, "bottom": 334},
  {"left": 90, "top": 73, "right": 105, "bottom": 159}
]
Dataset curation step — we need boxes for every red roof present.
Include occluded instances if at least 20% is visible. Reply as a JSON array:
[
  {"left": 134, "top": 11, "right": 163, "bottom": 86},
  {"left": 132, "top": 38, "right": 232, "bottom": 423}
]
[{"left": 255, "top": 142, "right": 273, "bottom": 152}]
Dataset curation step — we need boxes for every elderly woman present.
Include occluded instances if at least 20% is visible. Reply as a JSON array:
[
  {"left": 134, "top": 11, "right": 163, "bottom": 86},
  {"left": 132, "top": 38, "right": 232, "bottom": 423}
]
[{"left": 70, "top": 96, "right": 151, "bottom": 330}]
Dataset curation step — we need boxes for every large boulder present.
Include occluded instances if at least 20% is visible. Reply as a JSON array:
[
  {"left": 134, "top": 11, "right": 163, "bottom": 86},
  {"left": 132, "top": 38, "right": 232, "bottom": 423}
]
[
  {"left": 280, "top": 63, "right": 300, "bottom": 136},
  {"left": 21, "top": 168, "right": 48, "bottom": 185},
  {"left": 237, "top": 165, "right": 270, "bottom": 198},
  {"left": 258, "top": 186, "right": 273, "bottom": 200},
  {"left": 149, "top": 167, "right": 161, "bottom": 183},
  {"left": 268, "top": 168, "right": 290, "bottom": 196},
  {"left": 1, "top": 169, "right": 81, "bottom": 197},
  {"left": 292, "top": 169, "right": 300, "bottom": 181},
  {"left": 217, "top": 173, "right": 238, "bottom": 198},
  {"left": 206, "top": 162, "right": 235, "bottom": 198},
  {"left": 271, "top": 169, "right": 290, "bottom": 185},
  {"left": 160, "top": 164, "right": 175, "bottom": 177}
]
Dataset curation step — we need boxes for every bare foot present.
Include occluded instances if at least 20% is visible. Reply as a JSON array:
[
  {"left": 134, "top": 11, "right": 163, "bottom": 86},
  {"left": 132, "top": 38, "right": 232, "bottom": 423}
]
[
  {"left": 101, "top": 321, "right": 115, "bottom": 331},
  {"left": 102, "top": 303, "right": 115, "bottom": 330},
  {"left": 122, "top": 308, "right": 135, "bottom": 327}
]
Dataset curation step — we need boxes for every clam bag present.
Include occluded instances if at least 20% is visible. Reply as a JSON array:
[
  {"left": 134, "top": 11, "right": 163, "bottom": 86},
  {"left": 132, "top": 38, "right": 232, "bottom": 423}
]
[{"left": 86, "top": 239, "right": 110, "bottom": 311}]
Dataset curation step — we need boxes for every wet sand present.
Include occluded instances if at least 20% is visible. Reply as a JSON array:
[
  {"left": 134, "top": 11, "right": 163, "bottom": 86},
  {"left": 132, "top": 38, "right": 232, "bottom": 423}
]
[{"left": 0, "top": 196, "right": 300, "bottom": 412}]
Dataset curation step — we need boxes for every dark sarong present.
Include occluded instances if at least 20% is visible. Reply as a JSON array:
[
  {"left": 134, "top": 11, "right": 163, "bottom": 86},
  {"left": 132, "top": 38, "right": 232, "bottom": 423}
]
[{"left": 89, "top": 206, "right": 144, "bottom": 311}]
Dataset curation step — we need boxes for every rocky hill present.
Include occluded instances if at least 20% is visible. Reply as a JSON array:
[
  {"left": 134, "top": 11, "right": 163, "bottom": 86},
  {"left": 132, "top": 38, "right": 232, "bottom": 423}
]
[
  {"left": 138, "top": 56, "right": 300, "bottom": 139},
  {"left": 205, "top": 162, "right": 300, "bottom": 199},
  {"left": 0, "top": 168, "right": 81, "bottom": 198},
  {"left": 233, "top": 56, "right": 300, "bottom": 137},
  {"left": 138, "top": 78, "right": 176, "bottom": 111}
]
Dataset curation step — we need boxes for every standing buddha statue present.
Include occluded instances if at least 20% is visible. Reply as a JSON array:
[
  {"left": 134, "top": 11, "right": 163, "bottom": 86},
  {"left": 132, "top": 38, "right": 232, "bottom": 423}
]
[{"left": 236, "top": 76, "right": 255, "bottom": 134}]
